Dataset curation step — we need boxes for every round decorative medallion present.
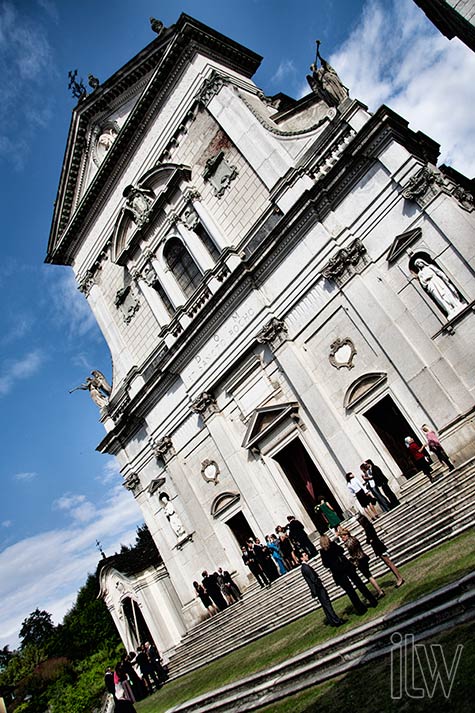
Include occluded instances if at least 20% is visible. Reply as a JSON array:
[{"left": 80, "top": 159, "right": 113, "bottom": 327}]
[
  {"left": 329, "top": 337, "right": 357, "bottom": 369},
  {"left": 200, "top": 459, "right": 220, "bottom": 485}
]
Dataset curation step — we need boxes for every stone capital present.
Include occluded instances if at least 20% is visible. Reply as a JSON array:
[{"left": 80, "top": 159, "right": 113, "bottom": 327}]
[
  {"left": 190, "top": 392, "right": 217, "bottom": 418},
  {"left": 123, "top": 472, "right": 141, "bottom": 494},
  {"left": 322, "top": 238, "right": 367, "bottom": 284},
  {"left": 256, "top": 317, "right": 288, "bottom": 346},
  {"left": 196, "top": 72, "right": 228, "bottom": 106},
  {"left": 78, "top": 270, "right": 96, "bottom": 296},
  {"left": 149, "top": 435, "right": 175, "bottom": 461}
]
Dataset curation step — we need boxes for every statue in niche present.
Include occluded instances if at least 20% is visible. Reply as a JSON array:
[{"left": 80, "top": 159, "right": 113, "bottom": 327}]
[
  {"left": 97, "top": 127, "right": 117, "bottom": 155},
  {"left": 69, "top": 370, "right": 112, "bottom": 408},
  {"left": 307, "top": 40, "right": 348, "bottom": 106},
  {"left": 413, "top": 258, "right": 466, "bottom": 319},
  {"left": 159, "top": 493, "right": 187, "bottom": 539}
]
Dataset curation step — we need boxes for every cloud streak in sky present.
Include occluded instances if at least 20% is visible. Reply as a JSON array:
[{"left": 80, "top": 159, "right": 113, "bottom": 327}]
[
  {"left": 0, "top": 1, "right": 56, "bottom": 168},
  {"left": 0, "top": 350, "right": 45, "bottom": 396},
  {"left": 0, "top": 485, "right": 141, "bottom": 648},
  {"left": 330, "top": 0, "right": 475, "bottom": 175}
]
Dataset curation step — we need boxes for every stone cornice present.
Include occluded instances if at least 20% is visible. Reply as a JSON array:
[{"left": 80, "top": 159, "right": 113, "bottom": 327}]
[{"left": 46, "top": 13, "right": 262, "bottom": 266}]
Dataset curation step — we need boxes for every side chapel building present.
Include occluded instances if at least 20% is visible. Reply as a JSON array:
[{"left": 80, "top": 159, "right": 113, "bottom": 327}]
[{"left": 46, "top": 15, "right": 475, "bottom": 656}]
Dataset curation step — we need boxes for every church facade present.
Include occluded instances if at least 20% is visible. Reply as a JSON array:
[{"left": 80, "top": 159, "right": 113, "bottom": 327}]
[{"left": 47, "top": 14, "right": 475, "bottom": 656}]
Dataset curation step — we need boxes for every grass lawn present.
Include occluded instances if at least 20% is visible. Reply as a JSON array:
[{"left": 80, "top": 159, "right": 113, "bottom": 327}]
[
  {"left": 136, "top": 529, "right": 475, "bottom": 713},
  {"left": 257, "top": 620, "right": 475, "bottom": 713}
]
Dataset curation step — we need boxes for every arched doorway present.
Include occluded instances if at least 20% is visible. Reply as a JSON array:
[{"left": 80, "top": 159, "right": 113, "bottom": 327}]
[{"left": 122, "top": 597, "right": 154, "bottom": 648}]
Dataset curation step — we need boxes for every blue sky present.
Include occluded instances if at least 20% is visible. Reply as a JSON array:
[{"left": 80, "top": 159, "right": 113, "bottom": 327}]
[{"left": 1, "top": 0, "right": 474, "bottom": 648}]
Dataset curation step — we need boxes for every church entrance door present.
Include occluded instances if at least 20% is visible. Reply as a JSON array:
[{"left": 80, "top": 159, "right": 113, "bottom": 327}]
[
  {"left": 122, "top": 596, "right": 154, "bottom": 648},
  {"left": 273, "top": 438, "right": 342, "bottom": 533},
  {"left": 226, "top": 511, "right": 256, "bottom": 547},
  {"left": 364, "top": 395, "right": 420, "bottom": 478}
]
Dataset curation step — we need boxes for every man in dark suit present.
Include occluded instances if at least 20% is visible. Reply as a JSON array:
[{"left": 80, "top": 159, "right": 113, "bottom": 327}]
[
  {"left": 300, "top": 553, "right": 344, "bottom": 626},
  {"left": 286, "top": 515, "right": 318, "bottom": 556}
]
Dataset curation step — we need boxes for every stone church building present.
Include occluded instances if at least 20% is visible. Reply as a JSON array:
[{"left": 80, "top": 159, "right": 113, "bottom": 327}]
[{"left": 46, "top": 14, "right": 475, "bottom": 656}]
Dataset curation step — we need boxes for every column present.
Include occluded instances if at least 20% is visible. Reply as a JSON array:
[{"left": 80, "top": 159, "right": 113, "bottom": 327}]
[{"left": 175, "top": 221, "right": 215, "bottom": 272}]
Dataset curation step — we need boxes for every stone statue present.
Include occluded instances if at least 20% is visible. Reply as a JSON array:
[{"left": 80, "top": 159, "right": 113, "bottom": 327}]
[
  {"left": 150, "top": 17, "right": 164, "bottom": 35},
  {"left": 97, "top": 127, "right": 117, "bottom": 154},
  {"left": 88, "top": 74, "right": 100, "bottom": 90},
  {"left": 307, "top": 40, "right": 348, "bottom": 106},
  {"left": 70, "top": 370, "right": 112, "bottom": 408},
  {"left": 91, "top": 370, "right": 112, "bottom": 395},
  {"left": 159, "top": 493, "right": 187, "bottom": 539},
  {"left": 413, "top": 258, "right": 466, "bottom": 319}
]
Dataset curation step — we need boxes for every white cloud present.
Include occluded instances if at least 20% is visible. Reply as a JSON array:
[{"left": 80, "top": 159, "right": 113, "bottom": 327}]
[
  {"left": 1, "top": 316, "right": 33, "bottom": 346},
  {"left": 53, "top": 493, "right": 97, "bottom": 523},
  {"left": 98, "top": 459, "right": 121, "bottom": 485},
  {"left": 2, "top": 521, "right": 12, "bottom": 528},
  {"left": 0, "top": 485, "right": 141, "bottom": 647},
  {"left": 330, "top": 0, "right": 475, "bottom": 176},
  {"left": 0, "top": 1, "right": 56, "bottom": 168},
  {"left": 271, "top": 59, "right": 297, "bottom": 84},
  {"left": 14, "top": 472, "right": 38, "bottom": 482},
  {"left": 45, "top": 269, "right": 100, "bottom": 340},
  {"left": 0, "top": 350, "right": 44, "bottom": 397}
]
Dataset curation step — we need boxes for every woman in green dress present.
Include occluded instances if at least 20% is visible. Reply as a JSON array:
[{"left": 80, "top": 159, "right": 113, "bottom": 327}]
[{"left": 315, "top": 496, "right": 342, "bottom": 531}]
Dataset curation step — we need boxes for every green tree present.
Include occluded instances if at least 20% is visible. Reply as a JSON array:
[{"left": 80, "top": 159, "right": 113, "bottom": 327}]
[
  {"left": 19, "top": 610, "right": 54, "bottom": 650},
  {"left": 0, "top": 644, "right": 15, "bottom": 671},
  {"left": 60, "top": 574, "right": 119, "bottom": 660}
]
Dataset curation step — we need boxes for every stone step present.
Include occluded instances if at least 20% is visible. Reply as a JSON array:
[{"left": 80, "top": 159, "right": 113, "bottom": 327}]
[
  {"left": 166, "top": 572, "right": 475, "bottom": 713},
  {"left": 174, "top": 480, "right": 471, "bottom": 651},
  {"left": 168, "top": 511, "right": 475, "bottom": 676},
  {"left": 168, "top": 505, "right": 473, "bottom": 672},
  {"left": 168, "top": 506, "right": 475, "bottom": 673},
  {"left": 166, "top": 465, "right": 475, "bottom": 677}
]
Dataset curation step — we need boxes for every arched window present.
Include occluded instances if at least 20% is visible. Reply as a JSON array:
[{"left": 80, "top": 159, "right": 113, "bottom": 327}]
[{"left": 164, "top": 237, "right": 203, "bottom": 299}]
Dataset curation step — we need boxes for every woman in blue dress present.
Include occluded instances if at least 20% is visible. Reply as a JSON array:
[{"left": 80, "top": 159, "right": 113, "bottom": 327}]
[{"left": 265, "top": 534, "right": 288, "bottom": 575}]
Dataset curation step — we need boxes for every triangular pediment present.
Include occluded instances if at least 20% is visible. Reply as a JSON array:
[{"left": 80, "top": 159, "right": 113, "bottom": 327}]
[
  {"left": 387, "top": 228, "right": 422, "bottom": 263},
  {"left": 46, "top": 13, "right": 262, "bottom": 266},
  {"left": 242, "top": 402, "right": 299, "bottom": 449}
]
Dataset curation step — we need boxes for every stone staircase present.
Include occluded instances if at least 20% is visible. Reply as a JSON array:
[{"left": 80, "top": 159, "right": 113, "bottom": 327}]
[
  {"left": 167, "top": 572, "right": 475, "bottom": 713},
  {"left": 165, "top": 459, "right": 475, "bottom": 680}
]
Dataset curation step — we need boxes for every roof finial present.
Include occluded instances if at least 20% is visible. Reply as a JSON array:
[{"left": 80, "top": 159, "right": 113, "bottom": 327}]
[{"left": 68, "top": 69, "right": 87, "bottom": 101}]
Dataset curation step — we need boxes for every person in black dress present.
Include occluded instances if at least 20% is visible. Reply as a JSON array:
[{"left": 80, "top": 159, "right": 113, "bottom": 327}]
[
  {"left": 275, "top": 525, "right": 299, "bottom": 569},
  {"left": 300, "top": 552, "right": 344, "bottom": 626},
  {"left": 193, "top": 580, "right": 218, "bottom": 615},
  {"left": 253, "top": 538, "right": 279, "bottom": 581},
  {"left": 319, "top": 534, "right": 378, "bottom": 614},
  {"left": 357, "top": 514, "right": 405, "bottom": 587}
]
